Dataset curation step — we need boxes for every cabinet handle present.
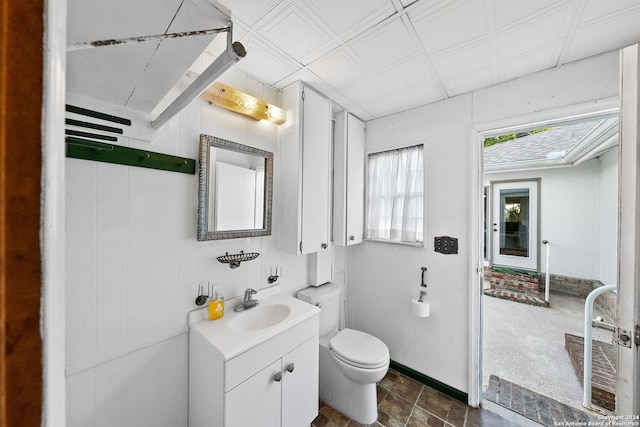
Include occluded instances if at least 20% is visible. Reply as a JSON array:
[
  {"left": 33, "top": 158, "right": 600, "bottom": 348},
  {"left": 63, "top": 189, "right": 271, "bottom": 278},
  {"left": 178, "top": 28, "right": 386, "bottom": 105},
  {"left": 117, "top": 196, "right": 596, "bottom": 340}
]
[
  {"left": 273, "top": 372, "right": 282, "bottom": 382},
  {"left": 321, "top": 243, "right": 328, "bottom": 249},
  {"left": 349, "top": 235, "right": 355, "bottom": 241},
  {"left": 286, "top": 363, "right": 295, "bottom": 373}
]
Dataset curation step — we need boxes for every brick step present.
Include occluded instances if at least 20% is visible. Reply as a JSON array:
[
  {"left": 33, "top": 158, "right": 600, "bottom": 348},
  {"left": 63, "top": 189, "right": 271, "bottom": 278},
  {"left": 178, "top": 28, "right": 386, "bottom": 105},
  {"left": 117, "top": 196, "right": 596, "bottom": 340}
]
[
  {"left": 487, "top": 268, "right": 541, "bottom": 296},
  {"left": 484, "top": 375, "right": 599, "bottom": 425},
  {"left": 564, "top": 333, "right": 616, "bottom": 411},
  {"left": 483, "top": 288, "right": 550, "bottom": 307}
]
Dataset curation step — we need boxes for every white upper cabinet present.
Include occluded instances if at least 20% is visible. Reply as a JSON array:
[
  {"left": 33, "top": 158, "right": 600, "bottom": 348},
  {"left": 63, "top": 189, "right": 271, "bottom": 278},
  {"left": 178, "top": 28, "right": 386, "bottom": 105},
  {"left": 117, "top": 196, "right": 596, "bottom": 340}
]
[
  {"left": 333, "top": 112, "right": 365, "bottom": 246},
  {"left": 280, "top": 82, "right": 332, "bottom": 255}
]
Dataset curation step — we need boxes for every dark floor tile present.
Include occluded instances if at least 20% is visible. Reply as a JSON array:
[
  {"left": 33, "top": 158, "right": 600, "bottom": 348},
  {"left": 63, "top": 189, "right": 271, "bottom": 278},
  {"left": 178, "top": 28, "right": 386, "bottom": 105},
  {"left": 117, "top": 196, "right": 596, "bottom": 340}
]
[
  {"left": 389, "top": 374, "right": 423, "bottom": 404},
  {"left": 446, "top": 399, "right": 468, "bottom": 426},
  {"left": 378, "top": 392, "right": 414, "bottom": 425},
  {"left": 406, "top": 405, "right": 446, "bottom": 427},
  {"left": 416, "top": 386, "right": 453, "bottom": 420},
  {"left": 376, "top": 384, "right": 389, "bottom": 406},
  {"left": 319, "top": 404, "right": 351, "bottom": 427},
  {"left": 378, "top": 369, "right": 399, "bottom": 393}
]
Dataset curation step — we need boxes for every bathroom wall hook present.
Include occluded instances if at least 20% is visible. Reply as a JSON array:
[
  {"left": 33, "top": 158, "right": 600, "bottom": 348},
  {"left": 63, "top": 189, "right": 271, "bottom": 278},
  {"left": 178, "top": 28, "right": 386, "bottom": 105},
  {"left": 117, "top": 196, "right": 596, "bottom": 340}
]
[
  {"left": 195, "top": 283, "right": 210, "bottom": 306},
  {"left": 268, "top": 266, "right": 281, "bottom": 284}
]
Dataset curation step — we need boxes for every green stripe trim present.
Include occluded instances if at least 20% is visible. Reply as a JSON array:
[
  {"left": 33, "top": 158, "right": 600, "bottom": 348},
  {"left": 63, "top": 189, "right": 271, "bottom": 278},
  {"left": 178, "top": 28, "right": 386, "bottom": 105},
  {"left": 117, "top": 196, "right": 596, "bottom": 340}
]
[
  {"left": 66, "top": 104, "right": 132, "bottom": 126},
  {"left": 389, "top": 360, "right": 468, "bottom": 404},
  {"left": 66, "top": 118, "right": 124, "bottom": 135}
]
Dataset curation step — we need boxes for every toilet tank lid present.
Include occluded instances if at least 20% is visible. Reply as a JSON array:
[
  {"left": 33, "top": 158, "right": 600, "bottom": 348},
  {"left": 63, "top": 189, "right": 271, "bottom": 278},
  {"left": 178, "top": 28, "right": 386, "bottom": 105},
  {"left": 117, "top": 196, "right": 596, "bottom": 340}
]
[{"left": 297, "top": 283, "right": 340, "bottom": 304}]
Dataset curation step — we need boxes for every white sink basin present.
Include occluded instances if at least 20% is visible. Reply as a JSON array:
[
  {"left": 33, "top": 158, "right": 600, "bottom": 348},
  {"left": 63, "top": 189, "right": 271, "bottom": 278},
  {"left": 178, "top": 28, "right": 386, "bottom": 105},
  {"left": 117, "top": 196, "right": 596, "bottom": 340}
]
[
  {"left": 228, "top": 303, "right": 291, "bottom": 332},
  {"left": 189, "top": 290, "right": 320, "bottom": 360}
]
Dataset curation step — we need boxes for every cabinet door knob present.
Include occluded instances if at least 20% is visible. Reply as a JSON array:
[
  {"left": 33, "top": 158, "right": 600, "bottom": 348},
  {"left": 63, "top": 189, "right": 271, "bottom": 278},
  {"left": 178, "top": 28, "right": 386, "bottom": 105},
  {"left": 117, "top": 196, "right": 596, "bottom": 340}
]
[
  {"left": 321, "top": 243, "right": 328, "bottom": 249},
  {"left": 273, "top": 372, "right": 282, "bottom": 382},
  {"left": 349, "top": 235, "right": 355, "bottom": 241},
  {"left": 286, "top": 363, "right": 295, "bottom": 373}
]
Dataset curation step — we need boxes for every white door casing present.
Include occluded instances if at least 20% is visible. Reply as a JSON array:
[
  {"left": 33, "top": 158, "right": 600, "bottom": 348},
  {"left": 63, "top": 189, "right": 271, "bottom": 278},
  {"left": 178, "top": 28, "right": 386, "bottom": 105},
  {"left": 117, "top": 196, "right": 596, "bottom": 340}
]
[{"left": 616, "top": 43, "right": 640, "bottom": 416}]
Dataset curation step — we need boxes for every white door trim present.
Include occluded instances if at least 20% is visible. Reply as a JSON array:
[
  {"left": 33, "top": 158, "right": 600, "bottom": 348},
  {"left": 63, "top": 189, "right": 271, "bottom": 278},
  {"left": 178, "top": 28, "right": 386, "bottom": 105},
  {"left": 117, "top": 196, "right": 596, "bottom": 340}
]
[
  {"left": 616, "top": 43, "right": 640, "bottom": 416},
  {"left": 468, "top": 99, "right": 621, "bottom": 408}
]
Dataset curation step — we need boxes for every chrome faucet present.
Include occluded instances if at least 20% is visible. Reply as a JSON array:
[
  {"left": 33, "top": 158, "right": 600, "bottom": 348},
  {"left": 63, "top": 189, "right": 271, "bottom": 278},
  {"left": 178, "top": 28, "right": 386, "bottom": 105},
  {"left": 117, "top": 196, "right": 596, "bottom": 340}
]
[{"left": 234, "top": 288, "right": 258, "bottom": 312}]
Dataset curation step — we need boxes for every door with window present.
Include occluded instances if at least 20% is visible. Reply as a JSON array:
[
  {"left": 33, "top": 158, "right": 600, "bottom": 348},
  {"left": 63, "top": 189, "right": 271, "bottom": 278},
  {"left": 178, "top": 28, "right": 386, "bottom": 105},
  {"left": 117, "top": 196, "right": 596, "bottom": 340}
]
[{"left": 491, "top": 181, "right": 538, "bottom": 270}]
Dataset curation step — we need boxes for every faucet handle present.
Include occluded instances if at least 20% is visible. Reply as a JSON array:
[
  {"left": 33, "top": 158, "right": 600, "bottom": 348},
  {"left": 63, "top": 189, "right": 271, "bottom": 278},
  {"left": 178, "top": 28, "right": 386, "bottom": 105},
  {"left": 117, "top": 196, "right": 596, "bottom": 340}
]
[{"left": 244, "top": 288, "right": 257, "bottom": 300}]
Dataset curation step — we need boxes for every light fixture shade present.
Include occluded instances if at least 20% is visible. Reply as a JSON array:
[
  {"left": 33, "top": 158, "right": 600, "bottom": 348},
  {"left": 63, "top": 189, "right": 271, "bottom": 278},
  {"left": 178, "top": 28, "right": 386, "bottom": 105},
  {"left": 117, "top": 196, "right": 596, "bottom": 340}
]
[{"left": 200, "top": 82, "right": 286, "bottom": 125}]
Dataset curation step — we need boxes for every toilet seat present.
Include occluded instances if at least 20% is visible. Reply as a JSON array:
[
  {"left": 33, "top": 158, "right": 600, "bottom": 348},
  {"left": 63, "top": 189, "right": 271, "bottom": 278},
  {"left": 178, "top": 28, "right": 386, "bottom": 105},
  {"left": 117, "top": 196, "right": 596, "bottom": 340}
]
[{"left": 329, "top": 328, "right": 389, "bottom": 369}]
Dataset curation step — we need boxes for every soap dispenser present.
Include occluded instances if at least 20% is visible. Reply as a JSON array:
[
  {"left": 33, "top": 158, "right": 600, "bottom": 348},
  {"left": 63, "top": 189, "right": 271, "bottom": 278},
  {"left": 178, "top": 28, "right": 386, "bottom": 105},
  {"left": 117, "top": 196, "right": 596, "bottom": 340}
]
[{"left": 209, "top": 289, "right": 224, "bottom": 321}]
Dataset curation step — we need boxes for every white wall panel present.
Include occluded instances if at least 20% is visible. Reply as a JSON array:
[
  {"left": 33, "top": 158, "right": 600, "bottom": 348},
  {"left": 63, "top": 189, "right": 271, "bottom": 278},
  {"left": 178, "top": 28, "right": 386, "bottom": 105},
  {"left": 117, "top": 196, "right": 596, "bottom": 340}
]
[
  {"left": 96, "top": 163, "right": 128, "bottom": 356},
  {"left": 66, "top": 160, "right": 97, "bottom": 366}
]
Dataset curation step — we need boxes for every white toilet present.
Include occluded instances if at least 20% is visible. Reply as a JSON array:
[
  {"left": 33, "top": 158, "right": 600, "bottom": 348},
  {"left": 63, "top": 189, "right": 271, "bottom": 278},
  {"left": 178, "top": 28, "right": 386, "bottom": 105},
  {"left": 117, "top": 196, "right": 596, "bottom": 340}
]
[{"left": 297, "top": 283, "right": 389, "bottom": 425}]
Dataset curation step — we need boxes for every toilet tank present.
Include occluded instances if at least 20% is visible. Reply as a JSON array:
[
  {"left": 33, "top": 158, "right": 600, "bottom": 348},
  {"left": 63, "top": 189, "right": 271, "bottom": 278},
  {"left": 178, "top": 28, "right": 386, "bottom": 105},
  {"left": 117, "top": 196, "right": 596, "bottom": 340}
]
[{"left": 297, "top": 283, "right": 340, "bottom": 338}]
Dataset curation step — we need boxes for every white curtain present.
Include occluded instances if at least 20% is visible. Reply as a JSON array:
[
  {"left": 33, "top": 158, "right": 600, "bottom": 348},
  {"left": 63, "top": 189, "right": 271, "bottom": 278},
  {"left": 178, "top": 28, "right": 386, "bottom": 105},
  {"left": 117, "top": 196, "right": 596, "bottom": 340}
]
[{"left": 366, "top": 144, "right": 423, "bottom": 242}]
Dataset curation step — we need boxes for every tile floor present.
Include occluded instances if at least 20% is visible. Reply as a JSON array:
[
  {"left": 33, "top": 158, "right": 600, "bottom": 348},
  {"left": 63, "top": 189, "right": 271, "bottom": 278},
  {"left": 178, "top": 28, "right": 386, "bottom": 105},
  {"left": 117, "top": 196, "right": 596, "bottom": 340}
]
[{"left": 311, "top": 369, "right": 521, "bottom": 427}]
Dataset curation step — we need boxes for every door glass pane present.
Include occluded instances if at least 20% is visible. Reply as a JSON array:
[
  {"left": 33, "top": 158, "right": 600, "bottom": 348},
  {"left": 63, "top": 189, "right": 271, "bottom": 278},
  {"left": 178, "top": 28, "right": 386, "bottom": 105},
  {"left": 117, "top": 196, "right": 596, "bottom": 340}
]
[{"left": 499, "top": 188, "right": 530, "bottom": 258}]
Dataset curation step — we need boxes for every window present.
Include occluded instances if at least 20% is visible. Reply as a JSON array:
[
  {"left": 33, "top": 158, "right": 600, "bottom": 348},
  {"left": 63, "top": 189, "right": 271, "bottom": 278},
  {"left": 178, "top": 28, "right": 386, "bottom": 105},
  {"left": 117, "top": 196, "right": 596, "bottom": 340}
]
[{"left": 366, "top": 144, "right": 424, "bottom": 243}]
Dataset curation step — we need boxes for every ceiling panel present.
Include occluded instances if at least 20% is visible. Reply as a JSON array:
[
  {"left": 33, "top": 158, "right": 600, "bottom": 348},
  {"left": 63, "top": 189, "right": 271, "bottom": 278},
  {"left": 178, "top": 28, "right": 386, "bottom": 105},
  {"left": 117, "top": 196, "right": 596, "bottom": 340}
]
[
  {"left": 67, "top": 0, "right": 640, "bottom": 120},
  {"left": 232, "top": 34, "right": 301, "bottom": 86},
  {"left": 430, "top": 39, "right": 493, "bottom": 80},
  {"left": 307, "top": 47, "right": 368, "bottom": 89},
  {"left": 375, "top": 56, "right": 436, "bottom": 94},
  {"left": 564, "top": 2, "right": 640, "bottom": 62},
  {"left": 409, "top": 1, "right": 488, "bottom": 55},
  {"left": 350, "top": 19, "right": 418, "bottom": 73},
  {"left": 216, "top": 0, "right": 281, "bottom": 27},
  {"left": 494, "top": 4, "right": 574, "bottom": 63},
  {"left": 256, "top": 2, "right": 339, "bottom": 65},
  {"left": 302, "top": 0, "right": 396, "bottom": 39}
]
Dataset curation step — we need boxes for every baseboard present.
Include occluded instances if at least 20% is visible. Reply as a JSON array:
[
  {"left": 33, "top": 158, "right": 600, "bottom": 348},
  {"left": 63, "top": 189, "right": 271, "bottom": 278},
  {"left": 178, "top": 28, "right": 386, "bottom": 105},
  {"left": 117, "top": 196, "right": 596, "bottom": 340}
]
[{"left": 389, "top": 360, "right": 468, "bottom": 404}]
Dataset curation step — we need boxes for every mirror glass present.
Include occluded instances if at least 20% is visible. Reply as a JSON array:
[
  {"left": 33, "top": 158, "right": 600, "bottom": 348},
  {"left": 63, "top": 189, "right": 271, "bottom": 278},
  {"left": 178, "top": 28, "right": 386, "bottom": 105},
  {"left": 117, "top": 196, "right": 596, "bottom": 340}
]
[{"left": 197, "top": 134, "right": 273, "bottom": 241}]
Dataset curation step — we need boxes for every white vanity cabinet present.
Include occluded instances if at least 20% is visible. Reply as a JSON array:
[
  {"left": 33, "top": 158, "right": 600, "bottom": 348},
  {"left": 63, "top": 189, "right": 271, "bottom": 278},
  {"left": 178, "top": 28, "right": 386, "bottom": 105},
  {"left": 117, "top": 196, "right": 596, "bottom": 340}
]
[
  {"left": 333, "top": 112, "right": 365, "bottom": 246},
  {"left": 189, "top": 308, "right": 319, "bottom": 427},
  {"left": 225, "top": 336, "right": 318, "bottom": 427},
  {"left": 280, "top": 81, "right": 332, "bottom": 255}
]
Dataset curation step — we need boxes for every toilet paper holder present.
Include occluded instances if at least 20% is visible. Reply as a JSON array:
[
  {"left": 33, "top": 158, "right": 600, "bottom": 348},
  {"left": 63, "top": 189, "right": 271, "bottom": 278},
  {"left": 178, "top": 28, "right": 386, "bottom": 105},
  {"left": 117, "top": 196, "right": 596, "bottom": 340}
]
[{"left": 418, "top": 290, "right": 427, "bottom": 302}]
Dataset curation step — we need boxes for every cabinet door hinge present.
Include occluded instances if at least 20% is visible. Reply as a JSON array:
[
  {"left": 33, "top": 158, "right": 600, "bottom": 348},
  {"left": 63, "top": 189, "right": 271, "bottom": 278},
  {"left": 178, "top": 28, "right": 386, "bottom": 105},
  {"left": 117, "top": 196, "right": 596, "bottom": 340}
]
[
  {"left": 301, "top": 89, "right": 305, "bottom": 101},
  {"left": 299, "top": 241, "right": 303, "bottom": 253}
]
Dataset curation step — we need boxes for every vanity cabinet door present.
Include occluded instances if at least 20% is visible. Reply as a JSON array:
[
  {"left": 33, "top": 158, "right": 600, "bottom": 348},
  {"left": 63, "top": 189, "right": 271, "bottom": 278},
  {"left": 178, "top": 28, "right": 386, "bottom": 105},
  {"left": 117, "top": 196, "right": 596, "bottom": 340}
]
[
  {"left": 281, "top": 336, "right": 319, "bottom": 427},
  {"left": 280, "top": 82, "right": 332, "bottom": 255},
  {"left": 225, "top": 359, "right": 281, "bottom": 427},
  {"left": 333, "top": 112, "right": 365, "bottom": 246}
]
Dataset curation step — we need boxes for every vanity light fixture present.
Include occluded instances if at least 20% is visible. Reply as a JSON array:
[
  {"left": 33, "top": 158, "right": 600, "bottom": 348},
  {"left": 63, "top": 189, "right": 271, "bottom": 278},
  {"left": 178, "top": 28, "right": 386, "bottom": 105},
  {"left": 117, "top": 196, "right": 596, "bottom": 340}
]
[{"left": 200, "top": 82, "right": 286, "bottom": 125}]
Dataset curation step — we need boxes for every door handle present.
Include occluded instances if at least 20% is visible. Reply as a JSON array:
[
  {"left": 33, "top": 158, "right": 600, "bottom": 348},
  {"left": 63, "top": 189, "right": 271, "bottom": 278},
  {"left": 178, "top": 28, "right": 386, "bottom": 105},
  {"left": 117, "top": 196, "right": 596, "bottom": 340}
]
[
  {"left": 286, "top": 363, "right": 295, "bottom": 373},
  {"left": 273, "top": 372, "right": 282, "bottom": 382}
]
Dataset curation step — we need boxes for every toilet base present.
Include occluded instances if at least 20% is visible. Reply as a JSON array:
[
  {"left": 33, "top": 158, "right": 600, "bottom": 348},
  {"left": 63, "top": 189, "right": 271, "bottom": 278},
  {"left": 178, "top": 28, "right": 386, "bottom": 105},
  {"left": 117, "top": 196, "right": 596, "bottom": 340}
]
[{"left": 318, "top": 342, "right": 380, "bottom": 425}]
